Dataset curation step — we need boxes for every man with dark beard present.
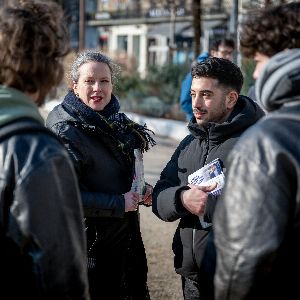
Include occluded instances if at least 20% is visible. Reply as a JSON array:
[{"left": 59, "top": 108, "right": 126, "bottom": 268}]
[{"left": 152, "top": 57, "right": 265, "bottom": 299}]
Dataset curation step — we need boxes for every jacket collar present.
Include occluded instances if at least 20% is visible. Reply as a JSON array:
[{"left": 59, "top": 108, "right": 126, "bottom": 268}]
[
  {"left": 0, "top": 85, "right": 43, "bottom": 127},
  {"left": 187, "top": 95, "right": 265, "bottom": 142}
]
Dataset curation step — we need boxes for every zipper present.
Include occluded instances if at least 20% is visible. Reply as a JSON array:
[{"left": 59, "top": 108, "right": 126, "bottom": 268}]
[{"left": 192, "top": 125, "right": 210, "bottom": 266}]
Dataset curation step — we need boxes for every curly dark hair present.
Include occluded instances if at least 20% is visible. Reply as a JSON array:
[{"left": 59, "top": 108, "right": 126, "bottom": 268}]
[
  {"left": 240, "top": 2, "right": 300, "bottom": 58},
  {"left": 0, "top": 0, "right": 69, "bottom": 105},
  {"left": 191, "top": 57, "right": 244, "bottom": 94}
]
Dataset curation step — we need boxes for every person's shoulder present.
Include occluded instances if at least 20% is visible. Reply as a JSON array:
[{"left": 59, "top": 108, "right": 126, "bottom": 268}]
[
  {"left": 231, "top": 118, "right": 273, "bottom": 156},
  {"left": 46, "top": 102, "right": 69, "bottom": 127},
  {"left": 178, "top": 134, "right": 195, "bottom": 150},
  {"left": 197, "top": 51, "right": 209, "bottom": 62},
  {"left": 0, "top": 120, "right": 69, "bottom": 173}
]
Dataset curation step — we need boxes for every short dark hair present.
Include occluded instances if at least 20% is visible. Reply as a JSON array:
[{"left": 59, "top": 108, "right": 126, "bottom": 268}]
[
  {"left": 0, "top": 0, "right": 69, "bottom": 105},
  {"left": 211, "top": 38, "right": 235, "bottom": 51},
  {"left": 240, "top": 2, "right": 300, "bottom": 58},
  {"left": 191, "top": 57, "right": 243, "bottom": 94}
]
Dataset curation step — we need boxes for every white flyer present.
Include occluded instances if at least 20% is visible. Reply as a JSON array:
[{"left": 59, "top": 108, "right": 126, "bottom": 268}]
[
  {"left": 131, "top": 149, "right": 146, "bottom": 202},
  {"left": 188, "top": 158, "right": 225, "bottom": 228},
  {"left": 188, "top": 158, "right": 225, "bottom": 195}
]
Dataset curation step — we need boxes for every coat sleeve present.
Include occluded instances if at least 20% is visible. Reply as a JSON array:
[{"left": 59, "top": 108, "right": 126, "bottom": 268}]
[
  {"left": 152, "top": 139, "right": 190, "bottom": 222},
  {"left": 81, "top": 190, "right": 125, "bottom": 218},
  {"left": 51, "top": 122, "right": 125, "bottom": 218},
  {"left": 213, "top": 135, "right": 293, "bottom": 299},
  {"left": 11, "top": 135, "right": 90, "bottom": 299}
]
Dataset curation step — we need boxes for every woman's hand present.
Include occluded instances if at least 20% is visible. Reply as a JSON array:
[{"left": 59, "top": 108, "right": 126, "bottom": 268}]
[{"left": 124, "top": 191, "right": 139, "bottom": 212}]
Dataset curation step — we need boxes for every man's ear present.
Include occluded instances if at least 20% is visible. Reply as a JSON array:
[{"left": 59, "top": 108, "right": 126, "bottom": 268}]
[{"left": 226, "top": 91, "right": 238, "bottom": 109}]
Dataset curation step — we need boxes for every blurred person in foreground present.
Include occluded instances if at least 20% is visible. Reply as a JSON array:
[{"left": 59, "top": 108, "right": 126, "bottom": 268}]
[
  {"left": 180, "top": 38, "right": 235, "bottom": 121},
  {"left": 0, "top": 0, "right": 89, "bottom": 299},
  {"left": 213, "top": 2, "right": 300, "bottom": 299},
  {"left": 46, "top": 50, "right": 155, "bottom": 300},
  {"left": 152, "top": 57, "right": 264, "bottom": 299}
]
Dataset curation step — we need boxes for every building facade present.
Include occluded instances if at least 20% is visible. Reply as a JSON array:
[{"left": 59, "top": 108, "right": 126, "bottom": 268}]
[
  {"left": 83, "top": 0, "right": 231, "bottom": 75},
  {"left": 60, "top": 0, "right": 287, "bottom": 75}
]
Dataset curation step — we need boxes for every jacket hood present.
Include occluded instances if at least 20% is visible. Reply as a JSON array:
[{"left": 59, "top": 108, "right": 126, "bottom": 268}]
[
  {"left": 0, "top": 85, "right": 43, "bottom": 127},
  {"left": 256, "top": 49, "right": 300, "bottom": 112},
  {"left": 188, "top": 95, "right": 265, "bottom": 141}
]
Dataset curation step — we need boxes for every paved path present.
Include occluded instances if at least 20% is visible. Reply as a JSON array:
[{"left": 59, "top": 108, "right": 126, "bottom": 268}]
[{"left": 140, "top": 136, "right": 182, "bottom": 300}]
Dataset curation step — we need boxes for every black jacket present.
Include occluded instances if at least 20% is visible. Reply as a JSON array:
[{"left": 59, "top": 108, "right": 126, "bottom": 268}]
[
  {"left": 0, "top": 87, "right": 89, "bottom": 299},
  {"left": 46, "top": 97, "right": 149, "bottom": 299},
  {"left": 214, "top": 49, "right": 300, "bottom": 300},
  {"left": 152, "top": 95, "right": 264, "bottom": 282}
]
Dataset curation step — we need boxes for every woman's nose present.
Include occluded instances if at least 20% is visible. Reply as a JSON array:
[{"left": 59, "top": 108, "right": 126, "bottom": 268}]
[{"left": 93, "top": 81, "right": 101, "bottom": 90}]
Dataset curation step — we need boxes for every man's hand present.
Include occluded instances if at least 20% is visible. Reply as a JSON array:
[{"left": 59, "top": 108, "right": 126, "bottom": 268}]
[
  {"left": 142, "top": 183, "right": 153, "bottom": 207},
  {"left": 180, "top": 183, "right": 217, "bottom": 216}
]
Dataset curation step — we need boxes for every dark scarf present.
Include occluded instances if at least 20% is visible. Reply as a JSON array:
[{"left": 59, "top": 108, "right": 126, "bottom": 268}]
[{"left": 62, "top": 90, "right": 156, "bottom": 166}]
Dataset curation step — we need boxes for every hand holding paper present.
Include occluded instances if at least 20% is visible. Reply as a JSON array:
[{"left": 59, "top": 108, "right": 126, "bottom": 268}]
[
  {"left": 187, "top": 159, "right": 225, "bottom": 227},
  {"left": 181, "top": 183, "right": 217, "bottom": 216}
]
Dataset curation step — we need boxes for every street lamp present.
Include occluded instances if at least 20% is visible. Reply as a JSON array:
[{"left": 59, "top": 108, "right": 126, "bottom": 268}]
[
  {"left": 79, "top": 0, "right": 85, "bottom": 51},
  {"left": 166, "top": 0, "right": 181, "bottom": 63}
]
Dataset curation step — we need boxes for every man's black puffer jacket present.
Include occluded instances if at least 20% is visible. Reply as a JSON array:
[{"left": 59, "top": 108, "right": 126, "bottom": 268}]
[{"left": 152, "top": 95, "right": 265, "bottom": 281}]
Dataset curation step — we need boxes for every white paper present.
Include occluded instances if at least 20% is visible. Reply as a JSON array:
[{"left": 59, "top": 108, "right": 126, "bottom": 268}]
[
  {"left": 131, "top": 149, "right": 146, "bottom": 202},
  {"left": 188, "top": 159, "right": 225, "bottom": 228}
]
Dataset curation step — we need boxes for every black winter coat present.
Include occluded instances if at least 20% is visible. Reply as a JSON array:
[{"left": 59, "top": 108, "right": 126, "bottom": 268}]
[
  {"left": 46, "top": 99, "right": 149, "bottom": 299},
  {"left": 152, "top": 96, "right": 264, "bottom": 282}
]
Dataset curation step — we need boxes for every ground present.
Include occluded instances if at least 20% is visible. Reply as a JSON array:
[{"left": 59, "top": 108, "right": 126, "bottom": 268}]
[
  {"left": 140, "top": 207, "right": 181, "bottom": 299},
  {"left": 140, "top": 136, "right": 182, "bottom": 300}
]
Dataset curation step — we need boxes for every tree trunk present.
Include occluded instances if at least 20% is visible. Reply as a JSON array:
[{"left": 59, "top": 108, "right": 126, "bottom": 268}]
[
  {"left": 264, "top": 0, "right": 272, "bottom": 7},
  {"left": 192, "top": 0, "right": 201, "bottom": 59},
  {"left": 79, "top": 0, "right": 85, "bottom": 51}
]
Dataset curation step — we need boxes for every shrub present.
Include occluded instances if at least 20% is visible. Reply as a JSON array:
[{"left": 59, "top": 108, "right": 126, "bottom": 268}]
[
  {"left": 241, "top": 57, "right": 256, "bottom": 95},
  {"left": 115, "top": 62, "right": 189, "bottom": 120}
]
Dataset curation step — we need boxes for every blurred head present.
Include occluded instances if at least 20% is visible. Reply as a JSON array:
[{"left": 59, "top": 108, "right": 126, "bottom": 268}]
[
  {"left": 210, "top": 38, "right": 235, "bottom": 61},
  {"left": 191, "top": 57, "right": 243, "bottom": 127},
  {"left": 0, "top": 0, "right": 69, "bottom": 105},
  {"left": 240, "top": 2, "right": 300, "bottom": 79},
  {"left": 70, "top": 50, "right": 119, "bottom": 111}
]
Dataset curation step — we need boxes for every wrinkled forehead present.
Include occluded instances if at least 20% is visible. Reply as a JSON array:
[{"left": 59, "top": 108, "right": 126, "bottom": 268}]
[{"left": 78, "top": 61, "right": 112, "bottom": 78}]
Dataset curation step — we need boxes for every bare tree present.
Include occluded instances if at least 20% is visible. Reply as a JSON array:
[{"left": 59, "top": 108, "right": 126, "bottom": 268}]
[{"left": 192, "top": 0, "right": 201, "bottom": 59}]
